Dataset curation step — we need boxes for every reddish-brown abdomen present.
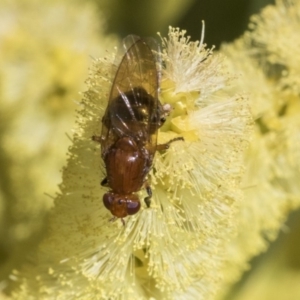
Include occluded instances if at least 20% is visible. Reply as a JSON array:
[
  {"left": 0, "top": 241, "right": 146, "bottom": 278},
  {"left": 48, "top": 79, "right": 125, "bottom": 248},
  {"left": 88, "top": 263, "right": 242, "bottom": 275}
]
[{"left": 104, "top": 137, "right": 149, "bottom": 194}]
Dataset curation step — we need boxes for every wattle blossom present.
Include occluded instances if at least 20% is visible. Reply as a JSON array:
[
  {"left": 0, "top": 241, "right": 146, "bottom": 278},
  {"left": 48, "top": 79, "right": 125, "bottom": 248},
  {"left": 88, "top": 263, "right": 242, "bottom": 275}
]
[{"left": 9, "top": 26, "right": 252, "bottom": 299}]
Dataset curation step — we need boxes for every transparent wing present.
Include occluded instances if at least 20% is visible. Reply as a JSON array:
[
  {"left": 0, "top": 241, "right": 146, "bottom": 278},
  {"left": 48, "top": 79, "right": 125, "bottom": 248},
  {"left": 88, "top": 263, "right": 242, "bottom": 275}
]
[{"left": 101, "top": 36, "right": 160, "bottom": 159}]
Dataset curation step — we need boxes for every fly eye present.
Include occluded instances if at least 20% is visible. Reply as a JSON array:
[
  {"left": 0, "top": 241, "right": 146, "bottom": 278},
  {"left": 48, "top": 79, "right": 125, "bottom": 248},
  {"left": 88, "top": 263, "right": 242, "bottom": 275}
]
[
  {"left": 126, "top": 200, "right": 140, "bottom": 215},
  {"left": 103, "top": 193, "right": 113, "bottom": 210}
]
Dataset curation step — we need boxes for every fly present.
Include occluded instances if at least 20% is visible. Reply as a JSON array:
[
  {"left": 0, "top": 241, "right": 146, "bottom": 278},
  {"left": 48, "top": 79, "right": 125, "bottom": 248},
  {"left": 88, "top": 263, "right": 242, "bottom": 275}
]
[{"left": 92, "top": 35, "right": 183, "bottom": 223}]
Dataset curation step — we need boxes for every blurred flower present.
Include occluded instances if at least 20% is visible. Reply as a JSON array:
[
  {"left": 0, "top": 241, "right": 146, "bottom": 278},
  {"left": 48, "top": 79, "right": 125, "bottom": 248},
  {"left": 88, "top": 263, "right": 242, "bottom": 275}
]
[
  {"left": 247, "top": 0, "right": 300, "bottom": 95},
  {"left": 94, "top": 0, "right": 195, "bottom": 37},
  {"left": 227, "top": 210, "right": 300, "bottom": 300},
  {"left": 0, "top": 0, "right": 116, "bottom": 290},
  {"left": 9, "top": 27, "right": 252, "bottom": 299},
  {"left": 215, "top": 0, "right": 300, "bottom": 298}
]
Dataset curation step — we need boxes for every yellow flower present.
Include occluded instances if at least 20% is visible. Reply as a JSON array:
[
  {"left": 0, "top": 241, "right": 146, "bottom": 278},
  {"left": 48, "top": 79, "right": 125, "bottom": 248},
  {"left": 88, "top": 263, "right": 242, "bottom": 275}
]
[
  {"left": 0, "top": 0, "right": 115, "bottom": 289},
  {"left": 9, "top": 26, "right": 252, "bottom": 299},
  {"left": 4, "top": 0, "right": 300, "bottom": 299}
]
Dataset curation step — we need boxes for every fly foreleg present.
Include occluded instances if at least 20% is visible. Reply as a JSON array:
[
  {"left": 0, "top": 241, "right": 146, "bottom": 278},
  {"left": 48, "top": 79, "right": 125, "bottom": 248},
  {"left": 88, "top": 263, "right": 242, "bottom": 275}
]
[{"left": 156, "top": 137, "right": 184, "bottom": 151}]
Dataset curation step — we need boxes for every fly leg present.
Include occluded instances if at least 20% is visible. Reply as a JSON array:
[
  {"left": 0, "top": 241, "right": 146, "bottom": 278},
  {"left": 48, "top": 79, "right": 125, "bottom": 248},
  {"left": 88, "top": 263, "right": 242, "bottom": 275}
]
[
  {"left": 144, "top": 183, "right": 152, "bottom": 208},
  {"left": 92, "top": 135, "right": 102, "bottom": 143},
  {"left": 143, "top": 137, "right": 184, "bottom": 207},
  {"left": 93, "top": 137, "right": 109, "bottom": 187},
  {"left": 101, "top": 177, "right": 108, "bottom": 187},
  {"left": 156, "top": 137, "right": 184, "bottom": 151}
]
